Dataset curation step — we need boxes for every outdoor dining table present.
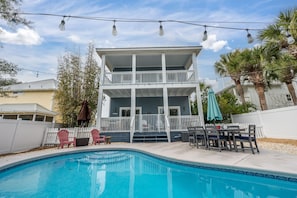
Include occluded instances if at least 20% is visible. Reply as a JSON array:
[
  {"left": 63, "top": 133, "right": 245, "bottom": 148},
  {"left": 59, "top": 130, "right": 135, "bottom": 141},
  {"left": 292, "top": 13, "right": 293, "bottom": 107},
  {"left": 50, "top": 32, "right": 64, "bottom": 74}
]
[{"left": 217, "top": 127, "right": 246, "bottom": 151}]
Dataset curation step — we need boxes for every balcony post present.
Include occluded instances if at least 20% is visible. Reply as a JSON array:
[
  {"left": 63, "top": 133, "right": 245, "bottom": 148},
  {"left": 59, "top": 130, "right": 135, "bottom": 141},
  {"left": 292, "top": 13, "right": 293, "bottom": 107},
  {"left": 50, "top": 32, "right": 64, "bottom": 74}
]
[
  {"left": 130, "top": 88, "right": 136, "bottom": 143},
  {"left": 132, "top": 54, "right": 136, "bottom": 84},
  {"left": 192, "top": 53, "right": 205, "bottom": 126},
  {"left": 96, "top": 55, "right": 106, "bottom": 129}
]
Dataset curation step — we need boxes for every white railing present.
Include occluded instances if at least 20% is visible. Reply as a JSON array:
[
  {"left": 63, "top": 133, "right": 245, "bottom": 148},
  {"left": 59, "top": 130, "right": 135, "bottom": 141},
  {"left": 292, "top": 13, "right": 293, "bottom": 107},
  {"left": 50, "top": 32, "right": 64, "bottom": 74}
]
[
  {"left": 101, "top": 117, "right": 131, "bottom": 132},
  {"left": 100, "top": 114, "right": 200, "bottom": 132},
  {"left": 103, "top": 70, "right": 196, "bottom": 85}
]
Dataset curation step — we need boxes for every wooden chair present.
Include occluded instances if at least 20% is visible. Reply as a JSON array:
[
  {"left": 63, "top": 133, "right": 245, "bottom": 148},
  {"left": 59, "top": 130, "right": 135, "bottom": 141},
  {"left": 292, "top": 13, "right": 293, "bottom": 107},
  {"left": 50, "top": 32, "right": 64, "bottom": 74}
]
[
  {"left": 57, "top": 129, "right": 76, "bottom": 148},
  {"left": 205, "top": 125, "right": 229, "bottom": 152},
  {"left": 235, "top": 124, "right": 260, "bottom": 154},
  {"left": 187, "top": 126, "right": 207, "bottom": 149},
  {"left": 91, "top": 129, "right": 106, "bottom": 145}
]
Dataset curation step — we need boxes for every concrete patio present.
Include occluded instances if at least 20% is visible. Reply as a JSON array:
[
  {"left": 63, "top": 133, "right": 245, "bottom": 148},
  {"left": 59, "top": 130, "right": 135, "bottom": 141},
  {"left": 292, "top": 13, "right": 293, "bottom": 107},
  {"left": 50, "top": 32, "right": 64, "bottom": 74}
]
[{"left": 1, "top": 142, "right": 297, "bottom": 179}]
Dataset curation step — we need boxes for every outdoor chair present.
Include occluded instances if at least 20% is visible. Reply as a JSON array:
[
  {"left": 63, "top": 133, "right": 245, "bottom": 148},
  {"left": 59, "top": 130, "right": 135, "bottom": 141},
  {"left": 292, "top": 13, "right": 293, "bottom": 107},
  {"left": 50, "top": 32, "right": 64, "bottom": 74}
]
[
  {"left": 227, "top": 125, "right": 241, "bottom": 151},
  {"left": 187, "top": 126, "right": 207, "bottom": 149},
  {"left": 204, "top": 125, "right": 229, "bottom": 152},
  {"left": 91, "top": 129, "right": 106, "bottom": 145},
  {"left": 234, "top": 124, "right": 260, "bottom": 154},
  {"left": 57, "top": 129, "right": 76, "bottom": 148}
]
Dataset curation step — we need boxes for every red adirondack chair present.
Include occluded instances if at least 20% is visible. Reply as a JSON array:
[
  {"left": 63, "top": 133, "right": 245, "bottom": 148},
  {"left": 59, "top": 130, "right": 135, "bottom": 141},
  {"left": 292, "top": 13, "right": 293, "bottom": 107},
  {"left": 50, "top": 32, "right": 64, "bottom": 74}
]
[
  {"left": 57, "top": 129, "right": 76, "bottom": 148},
  {"left": 91, "top": 129, "right": 106, "bottom": 145}
]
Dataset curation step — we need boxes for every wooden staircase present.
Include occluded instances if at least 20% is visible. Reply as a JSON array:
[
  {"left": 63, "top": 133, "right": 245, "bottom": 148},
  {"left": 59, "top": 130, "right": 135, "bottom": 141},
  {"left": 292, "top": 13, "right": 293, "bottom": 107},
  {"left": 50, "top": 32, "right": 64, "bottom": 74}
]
[{"left": 132, "top": 132, "right": 168, "bottom": 143}]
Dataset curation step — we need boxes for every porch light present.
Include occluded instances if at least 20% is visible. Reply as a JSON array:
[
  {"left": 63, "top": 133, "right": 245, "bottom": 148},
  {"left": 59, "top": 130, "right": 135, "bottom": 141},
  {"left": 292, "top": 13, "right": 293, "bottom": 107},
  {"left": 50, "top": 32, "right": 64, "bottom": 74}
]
[
  {"left": 246, "top": 29, "right": 254, "bottom": 44},
  {"left": 202, "top": 25, "right": 207, "bottom": 41},
  {"left": 159, "top": 21, "right": 164, "bottom": 36},
  {"left": 286, "top": 31, "right": 295, "bottom": 45},
  {"left": 59, "top": 17, "right": 66, "bottom": 31},
  {"left": 112, "top": 20, "right": 117, "bottom": 36}
]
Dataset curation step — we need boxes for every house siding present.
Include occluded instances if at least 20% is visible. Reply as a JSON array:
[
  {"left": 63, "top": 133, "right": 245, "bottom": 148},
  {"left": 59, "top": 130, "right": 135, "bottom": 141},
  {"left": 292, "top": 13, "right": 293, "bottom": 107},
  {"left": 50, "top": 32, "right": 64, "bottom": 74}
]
[{"left": 110, "top": 96, "right": 190, "bottom": 116}]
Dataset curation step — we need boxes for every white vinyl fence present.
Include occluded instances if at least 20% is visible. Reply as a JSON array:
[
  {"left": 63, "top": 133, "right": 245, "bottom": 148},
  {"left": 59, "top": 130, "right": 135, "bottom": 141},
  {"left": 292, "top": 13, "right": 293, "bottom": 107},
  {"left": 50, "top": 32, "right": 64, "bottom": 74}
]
[
  {"left": 231, "top": 105, "right": 297, "bottom": 140},
  {"left": 0, "top": 119, "right": 53, "bottom": 155}
]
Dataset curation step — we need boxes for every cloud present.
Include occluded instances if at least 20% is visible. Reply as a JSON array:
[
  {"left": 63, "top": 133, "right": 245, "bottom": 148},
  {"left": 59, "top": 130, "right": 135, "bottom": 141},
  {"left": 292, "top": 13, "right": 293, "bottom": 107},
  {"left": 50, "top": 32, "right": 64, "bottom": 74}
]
[
  {"left": 0, "top": 27, "right": 42, "bottom": 45},
  {"left": 201, "top": 34, "right": 228, "bottom": 52},
  {"left": 67, "top": 34, "right": 82, "bottom": 43}
]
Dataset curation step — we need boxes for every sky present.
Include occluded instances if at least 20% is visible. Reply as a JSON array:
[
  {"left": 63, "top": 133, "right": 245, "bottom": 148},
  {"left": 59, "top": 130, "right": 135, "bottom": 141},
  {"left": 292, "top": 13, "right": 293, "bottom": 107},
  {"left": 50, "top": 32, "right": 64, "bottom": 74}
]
[{"left": 0, "top": 0, "right": 296, "bottom": 90}]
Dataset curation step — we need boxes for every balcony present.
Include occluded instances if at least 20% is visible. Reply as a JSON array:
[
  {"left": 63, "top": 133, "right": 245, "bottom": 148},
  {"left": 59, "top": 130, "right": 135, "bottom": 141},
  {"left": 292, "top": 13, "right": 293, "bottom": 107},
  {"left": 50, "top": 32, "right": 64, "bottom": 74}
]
[{"left": 103, "top": 70, "right": 196, "bottom": 85}]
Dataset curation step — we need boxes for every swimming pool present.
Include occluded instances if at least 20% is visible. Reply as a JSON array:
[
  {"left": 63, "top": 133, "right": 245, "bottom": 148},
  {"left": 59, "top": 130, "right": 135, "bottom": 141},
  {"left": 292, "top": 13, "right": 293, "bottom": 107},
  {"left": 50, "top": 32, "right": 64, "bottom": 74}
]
[{"left": 0, "top": 150, "right": 297, "bottom": 197}]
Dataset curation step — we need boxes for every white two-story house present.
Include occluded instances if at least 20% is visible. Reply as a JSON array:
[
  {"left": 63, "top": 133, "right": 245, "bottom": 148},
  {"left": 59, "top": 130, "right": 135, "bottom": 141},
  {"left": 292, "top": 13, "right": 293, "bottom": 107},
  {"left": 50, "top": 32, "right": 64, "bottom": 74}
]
[{"left": 95, "top": 46, "right": 204, "bottom": 143}]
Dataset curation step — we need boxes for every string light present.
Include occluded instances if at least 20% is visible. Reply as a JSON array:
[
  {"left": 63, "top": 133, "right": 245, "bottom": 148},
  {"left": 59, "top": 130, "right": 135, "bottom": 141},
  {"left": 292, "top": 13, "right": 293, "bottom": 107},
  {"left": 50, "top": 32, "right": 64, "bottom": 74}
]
[
  {"left": 1, "top": 11, "right": 296, "bottom": 43},
  {"left": 112, "top": 20, "right": 117, "bottom": 36},
  {"left": 59, "top": 16, "right": 66, "bottom": 31},
  {"left": 202, "top": 25, "right": 208, "bottom": 41},
  {"left": 159, "top": 21, "right": 164, "bottom": 36},
  {"left": 246, "top": 29, "right": 254, "bottom": 44}
]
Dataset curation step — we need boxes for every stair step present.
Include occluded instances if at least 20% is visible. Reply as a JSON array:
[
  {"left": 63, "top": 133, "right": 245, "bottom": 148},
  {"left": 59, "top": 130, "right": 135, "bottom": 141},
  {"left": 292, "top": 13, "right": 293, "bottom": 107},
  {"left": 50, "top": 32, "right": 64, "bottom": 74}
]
[{"left": 132, "top": 132, "right": 168, "bottom": 143}]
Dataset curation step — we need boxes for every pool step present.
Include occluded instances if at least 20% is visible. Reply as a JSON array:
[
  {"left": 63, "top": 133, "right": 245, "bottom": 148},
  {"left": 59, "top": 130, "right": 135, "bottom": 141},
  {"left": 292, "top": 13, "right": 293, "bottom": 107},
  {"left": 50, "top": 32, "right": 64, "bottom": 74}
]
[{"left": 132, "top": 132, "right": 168, "bottom": 143}]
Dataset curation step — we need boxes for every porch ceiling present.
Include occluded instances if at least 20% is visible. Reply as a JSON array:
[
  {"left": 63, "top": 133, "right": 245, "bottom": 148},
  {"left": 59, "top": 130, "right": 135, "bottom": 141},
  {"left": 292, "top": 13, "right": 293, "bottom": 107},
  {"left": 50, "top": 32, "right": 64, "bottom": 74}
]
[
  {"left": 96, "top": 46, "right": 202, "bottom": 71},
  {"left": 103, "top": 87, "right": 196, "bottom": 98}
]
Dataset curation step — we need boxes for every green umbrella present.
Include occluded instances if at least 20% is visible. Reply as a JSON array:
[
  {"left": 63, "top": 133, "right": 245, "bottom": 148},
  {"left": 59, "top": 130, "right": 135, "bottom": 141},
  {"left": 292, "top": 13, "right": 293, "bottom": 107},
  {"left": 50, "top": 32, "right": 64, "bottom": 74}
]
[{"left": 207, "top": 89, "right": 223, "bottom": 123}]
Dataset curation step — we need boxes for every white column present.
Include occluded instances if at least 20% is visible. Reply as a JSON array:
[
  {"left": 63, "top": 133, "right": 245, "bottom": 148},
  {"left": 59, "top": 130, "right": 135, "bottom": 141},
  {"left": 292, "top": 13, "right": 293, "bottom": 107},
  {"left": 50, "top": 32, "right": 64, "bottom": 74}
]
[
  {"left": 130, "top": 88, "right": 136, "bottom": 143},
  {"left": 163, "top": 87, "right": 171, "bottom": 142},
  {"left": 162, "top": 53, "right": 166, "bottom": 83},
  {"left": 132, "top": 54, "right": 136, "bottom": 84},
  {"left": 192, "top": 53, "right": 205, "bottom": 126},
  {"left": 96, "top": 55, "right": 106, "bottom": 129},
  {"left": 162, "top": 53, "right": 170, "bottom": 142}
]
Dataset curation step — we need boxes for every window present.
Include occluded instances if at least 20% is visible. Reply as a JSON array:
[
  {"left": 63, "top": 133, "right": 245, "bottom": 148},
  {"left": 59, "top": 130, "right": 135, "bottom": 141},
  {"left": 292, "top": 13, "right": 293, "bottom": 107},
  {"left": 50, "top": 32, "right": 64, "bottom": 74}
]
[
  {"left": 35, "top": 115, "right": 45, "bottom": 121},
  {"left": 120, "top": 107, "right": 141, "bottom": 117},
  {"left": 45, "top": 116, "right": 54, "bottom": 122},
  {"left": 19, "top": 115, "right": 33, "bottom": 121},
  {"left": 3, "top": 115, "right": 17, "bottom": 120},
  {"left": 286, "top": 94, "right": 292, "bottom": 101},
  {"left": 158, "top": 106, "right": 180, "bottom": 116}
]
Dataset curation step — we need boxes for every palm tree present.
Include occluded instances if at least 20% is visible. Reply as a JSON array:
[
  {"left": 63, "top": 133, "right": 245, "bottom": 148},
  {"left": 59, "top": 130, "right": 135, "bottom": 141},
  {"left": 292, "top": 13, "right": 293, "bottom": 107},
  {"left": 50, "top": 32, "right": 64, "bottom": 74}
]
[
  {"left": 258, "top": 8, "right": 297, "bottom": 105},
  {"left": 270, "top": 53, "right": 297, "bottom": 105},
  {"left": 214, "top": 50, "right": 246, "bottom": 103},
  {"left": 258, "top": 8, "right": 297, "bottom": 58},
  {"left": 240, "top": 47, "right": 268, "bottom": 110}
]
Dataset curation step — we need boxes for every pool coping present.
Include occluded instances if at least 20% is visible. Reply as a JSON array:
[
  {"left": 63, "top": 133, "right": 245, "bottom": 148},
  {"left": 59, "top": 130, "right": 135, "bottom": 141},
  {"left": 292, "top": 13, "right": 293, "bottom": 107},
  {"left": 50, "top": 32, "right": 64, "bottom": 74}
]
[{"left": 1, "top": 143, "right": 297, "bottom": 181}]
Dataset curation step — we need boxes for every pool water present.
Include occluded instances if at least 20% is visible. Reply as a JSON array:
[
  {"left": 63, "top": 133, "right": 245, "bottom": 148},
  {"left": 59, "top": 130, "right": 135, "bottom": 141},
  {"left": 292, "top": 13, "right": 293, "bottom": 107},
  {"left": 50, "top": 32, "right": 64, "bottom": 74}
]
[{"left": 0, "top": 150, "right": 297, "bottom": 198}]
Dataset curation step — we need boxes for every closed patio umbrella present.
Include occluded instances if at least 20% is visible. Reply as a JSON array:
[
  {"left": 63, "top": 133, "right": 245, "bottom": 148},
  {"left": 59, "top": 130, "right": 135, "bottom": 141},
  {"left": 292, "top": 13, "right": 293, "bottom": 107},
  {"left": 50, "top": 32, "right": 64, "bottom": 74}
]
[
  {"left": 207, "top": 89, "right": 223, "bottom": 124},
  {"left": 77, "top": 100, "right": 91, "bottom": 127}
]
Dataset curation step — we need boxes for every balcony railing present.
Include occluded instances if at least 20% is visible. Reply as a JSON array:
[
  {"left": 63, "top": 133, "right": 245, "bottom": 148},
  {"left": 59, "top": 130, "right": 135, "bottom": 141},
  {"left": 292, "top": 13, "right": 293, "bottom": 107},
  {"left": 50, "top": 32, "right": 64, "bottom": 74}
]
[
  {"left": 103, "top": 70, "right": 196, "bottom": 85},
  {"left": 100, "top": 114, "right": 200, "bottom": 132}
]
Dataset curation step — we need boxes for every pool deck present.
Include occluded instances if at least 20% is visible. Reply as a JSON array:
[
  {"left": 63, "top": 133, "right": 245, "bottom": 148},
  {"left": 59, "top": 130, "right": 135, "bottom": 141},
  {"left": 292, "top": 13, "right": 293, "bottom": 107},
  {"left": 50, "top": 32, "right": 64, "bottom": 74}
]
[{"left": 1, "top": 142, "right": 297, "bottom": 178}]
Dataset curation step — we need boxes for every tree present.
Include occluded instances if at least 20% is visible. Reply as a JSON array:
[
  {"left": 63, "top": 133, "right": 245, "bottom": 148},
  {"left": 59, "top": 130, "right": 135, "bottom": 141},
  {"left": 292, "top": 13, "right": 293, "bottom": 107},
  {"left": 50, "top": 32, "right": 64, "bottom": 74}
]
[
  {"left": 215, "top": 50, "right": 246, "bottom": 103},
  {"left": 270, "top": 53, "right": 297, "bottom": 105},
  {"left": 0, "top": 0, "right": 30, "bottom": 92},
  {"left": 82, "top": 43, "right": 100, "bottom": 122},
  {"left": 258, "top": 8, "right": 297, "bottom": 105},
  {"left": 0, "top": 59, "right": 20, "bottom": 96},
  {"left": 0, "top": 0, "right": 31, "bottom": 26},
  {"left": 258, "top": 8, "right": 297, "bottom": 58},
  {"left": 55, "top": 43, "right": 100, "bottom": 127},
  {"left": 240, "top": 47, "right": 268, "bottom": 110},
  {"left": 216, "top": 91, "right": 256, "bottom": 123}
]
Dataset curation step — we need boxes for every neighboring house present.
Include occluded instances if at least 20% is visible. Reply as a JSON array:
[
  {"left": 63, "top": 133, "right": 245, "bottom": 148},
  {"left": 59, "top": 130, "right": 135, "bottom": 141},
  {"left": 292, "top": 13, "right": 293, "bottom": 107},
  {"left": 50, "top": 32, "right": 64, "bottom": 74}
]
[
  {"left": 217, "top": 78, "right": 296, "bottom": 110},
  {"left": 95, "top": 46, "right": 205, "bottom": 142},
  {"left": 0, "top": 79, "right": 59, "bottom": 123}
]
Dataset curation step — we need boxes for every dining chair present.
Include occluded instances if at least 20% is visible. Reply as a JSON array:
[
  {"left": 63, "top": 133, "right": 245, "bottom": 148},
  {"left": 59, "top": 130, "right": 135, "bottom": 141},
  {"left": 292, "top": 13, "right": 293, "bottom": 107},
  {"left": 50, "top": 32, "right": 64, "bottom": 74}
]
[
  {"left": 227, "top": 125, "right": 241, "bottom": 151},
  {"left": 188, "top": 126, "right": 207, "bottom": 149},
  {"left": 204, "top": 125, "right": 228, "bottom": 151},
  {"left": 234, "top": 124, "right": 260, "bottom": 154}
]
